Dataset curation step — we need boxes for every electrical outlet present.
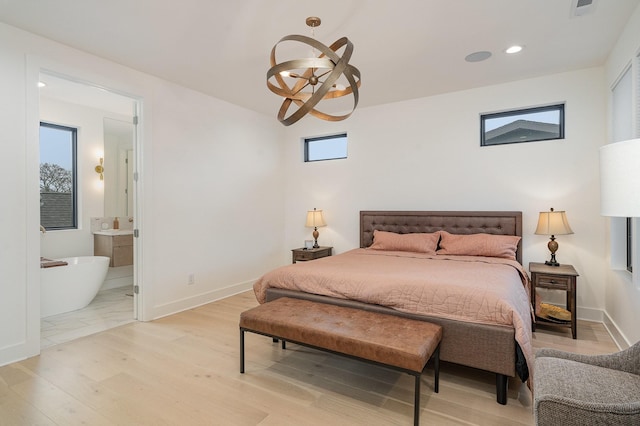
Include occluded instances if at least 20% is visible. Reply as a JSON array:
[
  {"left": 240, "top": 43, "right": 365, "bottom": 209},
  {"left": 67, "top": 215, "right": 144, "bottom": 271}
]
[{"left": 188, "top": 273, "right": 195, "bottom": 285}]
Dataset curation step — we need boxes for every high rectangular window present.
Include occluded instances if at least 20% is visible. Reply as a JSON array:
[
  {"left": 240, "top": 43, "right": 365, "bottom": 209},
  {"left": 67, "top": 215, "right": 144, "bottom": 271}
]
[
  {"left": 304, "top": 133, "right": 347, "bottom": 162},
  {"left": 481, "top": 104, "right": 565, "bottom": 146},
  {"left": 40, "top": 122, "right": 78, "bottom": 230}
]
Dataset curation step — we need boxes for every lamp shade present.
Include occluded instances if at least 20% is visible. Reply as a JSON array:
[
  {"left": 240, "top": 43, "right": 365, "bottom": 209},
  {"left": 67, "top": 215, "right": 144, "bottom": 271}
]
[
  {"left": 305, "top": 208, "right": 326, "bottom": 228},
  {"left": 535, "top": 209, "right": 573, "bottom": 236},
  {"left": 600, "top": 138, "right": 640, "bottom": 217}
]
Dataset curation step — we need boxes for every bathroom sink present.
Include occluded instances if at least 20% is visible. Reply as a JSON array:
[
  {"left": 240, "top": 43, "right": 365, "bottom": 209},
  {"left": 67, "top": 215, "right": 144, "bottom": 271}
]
[{"left": 93, "top": 229, "right": 134, "bottom": 236}]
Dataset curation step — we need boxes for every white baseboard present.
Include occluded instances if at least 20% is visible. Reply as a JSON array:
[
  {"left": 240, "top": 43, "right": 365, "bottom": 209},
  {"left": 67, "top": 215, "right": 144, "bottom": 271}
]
[
  {"left": 150, "top": 279, "right": 255, "bottom": 320},
  {"left": 575, "top": 306, "right": 629, "bottom": 350},
  {"left": 576, "top": 306, "right": 602, "bottom": 322},
  {"left": 602, "top": 311, "right": 631, "bottom": 350}
]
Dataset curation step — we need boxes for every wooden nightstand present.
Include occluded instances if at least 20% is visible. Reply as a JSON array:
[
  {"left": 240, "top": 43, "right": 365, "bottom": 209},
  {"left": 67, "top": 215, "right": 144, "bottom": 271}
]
[
  {"left": 529, "top": 262, "right": 579, "bottom": 339},
  {"left": 291, "top": 246, "right": 333, "bottom": 263}
]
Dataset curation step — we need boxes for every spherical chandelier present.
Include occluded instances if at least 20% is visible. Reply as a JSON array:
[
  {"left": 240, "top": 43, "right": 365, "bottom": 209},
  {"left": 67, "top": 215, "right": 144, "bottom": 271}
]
[{"left": 267, "top": 17, "right": 361, "bottom": 126}]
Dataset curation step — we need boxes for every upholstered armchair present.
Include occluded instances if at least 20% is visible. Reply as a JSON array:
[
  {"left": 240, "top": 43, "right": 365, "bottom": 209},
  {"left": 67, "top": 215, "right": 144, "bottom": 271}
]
[{"left": 534, "top": 341, "right": 640, "bottom": 425}]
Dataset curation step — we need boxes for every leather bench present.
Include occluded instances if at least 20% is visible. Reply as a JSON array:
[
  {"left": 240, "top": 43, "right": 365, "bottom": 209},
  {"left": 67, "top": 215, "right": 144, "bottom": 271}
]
[{"left": 239, "top": 297, "right": 443, "bottom": 426}]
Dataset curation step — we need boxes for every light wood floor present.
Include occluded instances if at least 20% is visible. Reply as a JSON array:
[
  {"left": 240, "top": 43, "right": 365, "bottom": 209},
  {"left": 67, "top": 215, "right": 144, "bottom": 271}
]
[{"left": 0, "top": 290, "right": 619, "bottom": 425}]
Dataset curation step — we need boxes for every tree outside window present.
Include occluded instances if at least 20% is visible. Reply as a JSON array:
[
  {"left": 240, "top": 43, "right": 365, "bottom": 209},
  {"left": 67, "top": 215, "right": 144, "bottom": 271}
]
[{"left": 40, "top": 122, "right": 78, "bottom": 230}]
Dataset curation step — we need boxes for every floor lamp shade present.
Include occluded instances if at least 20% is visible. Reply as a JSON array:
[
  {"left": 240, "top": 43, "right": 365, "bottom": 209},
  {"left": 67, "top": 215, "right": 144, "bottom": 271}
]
[{"left": 600, "top": 138, "right": 640, "bottom": 217}]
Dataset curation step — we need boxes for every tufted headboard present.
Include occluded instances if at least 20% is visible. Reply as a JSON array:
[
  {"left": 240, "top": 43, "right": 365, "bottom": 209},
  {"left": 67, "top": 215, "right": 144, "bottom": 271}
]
[{"left": 360, "top": 211, "right": 523, "bottom": 264}]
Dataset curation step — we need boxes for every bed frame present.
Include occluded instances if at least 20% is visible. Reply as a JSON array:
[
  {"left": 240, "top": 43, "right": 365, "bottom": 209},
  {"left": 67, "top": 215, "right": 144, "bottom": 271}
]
[{"left": 265, "top": 210, "right": 525, "bottom": 405}]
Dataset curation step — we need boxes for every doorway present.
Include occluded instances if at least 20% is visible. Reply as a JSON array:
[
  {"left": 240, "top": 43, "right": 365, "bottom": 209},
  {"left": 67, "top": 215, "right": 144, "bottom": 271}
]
[{"left": 38, "top": 72, "right": 141, "bottom": 348}]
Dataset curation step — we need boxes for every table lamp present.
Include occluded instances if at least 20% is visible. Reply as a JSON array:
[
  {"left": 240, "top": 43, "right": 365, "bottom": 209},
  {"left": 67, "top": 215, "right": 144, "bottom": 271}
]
[
  {"left": 535, "top": 208, "right": 574, "bottom": 266},
  {"left": 305, "top": 208, "right": 326, "bottom": 248}
]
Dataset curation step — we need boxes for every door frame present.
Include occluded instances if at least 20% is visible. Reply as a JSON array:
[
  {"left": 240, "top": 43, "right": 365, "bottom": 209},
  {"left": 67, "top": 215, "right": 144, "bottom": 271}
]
[{"left": 35, "top": 68, "right": 145, "bottom": 339}]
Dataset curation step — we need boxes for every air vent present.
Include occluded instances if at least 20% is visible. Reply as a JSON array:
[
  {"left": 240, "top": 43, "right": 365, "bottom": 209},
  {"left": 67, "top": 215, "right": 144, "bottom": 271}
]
[{"left": 571, "top": 0, "right": 597, "bottom": 17}]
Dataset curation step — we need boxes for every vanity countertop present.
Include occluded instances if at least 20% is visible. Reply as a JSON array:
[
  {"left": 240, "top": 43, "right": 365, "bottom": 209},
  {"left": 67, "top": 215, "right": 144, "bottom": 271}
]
[{"left": 93, "top": 229, "right": 134, "bottom": 236}]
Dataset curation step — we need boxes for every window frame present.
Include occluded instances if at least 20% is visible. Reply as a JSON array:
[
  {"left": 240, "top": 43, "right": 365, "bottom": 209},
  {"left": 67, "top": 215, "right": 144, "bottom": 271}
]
[
  {"left": 304, "top": 133, "right": 348, "bottom": 162},
  {"left": 39, "top": 121, "right": 78, "bottom": 230},
  {"left": 480, "top": 104, "right": 565, "bottom": 146},
  {"left": 627, "top": 217, "right": 633, "bottom": 273},
  {"left": 610, "top": 61, "right": 636, "bottom": 275}
]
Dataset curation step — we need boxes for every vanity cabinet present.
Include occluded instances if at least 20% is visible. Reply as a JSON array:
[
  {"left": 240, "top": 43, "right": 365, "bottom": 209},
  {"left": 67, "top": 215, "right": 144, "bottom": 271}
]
[{"left": 94, "top": 234, "right": 133, "bottom": 267}]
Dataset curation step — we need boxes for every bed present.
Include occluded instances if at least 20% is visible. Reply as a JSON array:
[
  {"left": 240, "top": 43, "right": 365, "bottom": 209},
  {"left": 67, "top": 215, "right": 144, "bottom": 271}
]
[{"left": 253, "top": 211, "right": 533, "bottom": 404}]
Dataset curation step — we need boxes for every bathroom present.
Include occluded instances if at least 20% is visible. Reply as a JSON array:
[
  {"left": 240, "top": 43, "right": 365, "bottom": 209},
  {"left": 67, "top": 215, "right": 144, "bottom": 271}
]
[{"left": 39, "top": 74, "right": 138, "bottom": 348}]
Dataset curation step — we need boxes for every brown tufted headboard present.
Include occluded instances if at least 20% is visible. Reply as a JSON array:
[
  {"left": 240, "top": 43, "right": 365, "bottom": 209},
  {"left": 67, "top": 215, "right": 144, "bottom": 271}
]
[{"left": 360, "top": 211, "right": 523, "bottom": 264}]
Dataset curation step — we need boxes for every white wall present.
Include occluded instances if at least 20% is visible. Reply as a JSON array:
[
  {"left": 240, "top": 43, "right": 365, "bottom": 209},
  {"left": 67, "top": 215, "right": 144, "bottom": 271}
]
[
  {"left": 147, "top": 80, "right": 287, "bottom": 317},
  {"left": 0, "top": 24, "right": 34, "bottom": 364},
  {"left": 0, "top": 22, "right": 285, "bottom": 367},
  {"left": 283, "top": 67, "right": 608, "bottom": 324},
  {"left": 603, "top": 6, "right": 640, "bottom": 346}
]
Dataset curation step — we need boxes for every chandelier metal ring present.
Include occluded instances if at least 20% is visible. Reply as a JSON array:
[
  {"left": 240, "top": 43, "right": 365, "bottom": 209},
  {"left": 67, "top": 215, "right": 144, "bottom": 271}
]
[{"left": 267, "top": 24, "right": 361, "bottom": 126}]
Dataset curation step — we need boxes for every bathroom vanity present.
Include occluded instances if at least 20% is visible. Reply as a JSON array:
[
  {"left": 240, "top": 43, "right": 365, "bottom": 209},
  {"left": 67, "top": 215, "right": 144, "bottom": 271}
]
[{"left": 93, "top": 229, "right": 133, "bottom": 267}]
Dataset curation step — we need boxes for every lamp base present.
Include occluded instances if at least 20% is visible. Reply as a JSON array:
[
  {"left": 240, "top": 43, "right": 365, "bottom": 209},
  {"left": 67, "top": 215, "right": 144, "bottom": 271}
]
[
  {"left": 545, "top": 251, "right": 560, "bottom": 267},
  {"left": 545, "top": 237, "right": 560, "bottom": 266}
]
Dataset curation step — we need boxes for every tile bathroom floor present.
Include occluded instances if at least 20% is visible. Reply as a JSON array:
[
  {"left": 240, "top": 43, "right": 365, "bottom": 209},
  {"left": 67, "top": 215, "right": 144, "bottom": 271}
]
[{"left": 41, "top": 286, "right": 135, "bottom": 349}]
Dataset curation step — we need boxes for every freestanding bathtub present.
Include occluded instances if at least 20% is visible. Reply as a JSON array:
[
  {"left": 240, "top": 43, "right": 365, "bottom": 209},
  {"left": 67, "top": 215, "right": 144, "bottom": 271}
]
[{"left": 40, "top": 256, "right": 110, "bottom": 318}]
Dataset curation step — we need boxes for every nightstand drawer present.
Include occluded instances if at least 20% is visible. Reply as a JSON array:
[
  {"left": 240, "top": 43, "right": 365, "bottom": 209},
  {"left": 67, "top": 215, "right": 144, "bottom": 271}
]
[
  {"left": 536, "top": 274, "right": 570, "bottom": 290},
  {"left": 296, "top": 251, "right": 315, "bottom": 261},
  {"left": 291, "top": 247, "right": 333, "bottom": 263}
]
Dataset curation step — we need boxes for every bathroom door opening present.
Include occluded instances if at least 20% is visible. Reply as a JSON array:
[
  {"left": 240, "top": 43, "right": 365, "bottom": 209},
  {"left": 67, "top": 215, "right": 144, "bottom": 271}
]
[{"left": 38, "top": 71, "right": 142, "bottom": 347}]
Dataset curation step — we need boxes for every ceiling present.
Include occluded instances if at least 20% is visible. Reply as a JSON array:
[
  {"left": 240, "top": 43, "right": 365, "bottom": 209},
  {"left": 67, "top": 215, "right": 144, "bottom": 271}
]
[{"left": 1, "top": 0, "right": 639, "bottom": 118}]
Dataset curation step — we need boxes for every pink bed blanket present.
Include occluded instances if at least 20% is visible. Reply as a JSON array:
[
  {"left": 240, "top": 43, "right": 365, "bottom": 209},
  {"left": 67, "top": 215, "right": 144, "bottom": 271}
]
[{"left": 254, "top": 248, "right": 534, "bottom": 376}]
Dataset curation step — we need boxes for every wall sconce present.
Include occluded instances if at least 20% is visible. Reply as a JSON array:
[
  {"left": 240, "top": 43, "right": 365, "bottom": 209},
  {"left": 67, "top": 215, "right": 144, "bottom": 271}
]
[
  {"left": 95, "top": 157, "right": 104, "bottom": 180},
  {"left": 305, "top": 208, "right": 327, "bottom": 248},
  {"left": 535, "top": 207, "right": 574, "bottom": 266}
]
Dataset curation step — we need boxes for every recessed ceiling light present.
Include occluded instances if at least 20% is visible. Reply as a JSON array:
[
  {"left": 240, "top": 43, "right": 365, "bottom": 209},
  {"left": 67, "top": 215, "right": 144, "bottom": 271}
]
[
  {"left": 38, "top": 81, "right": 46, "bottom": 88},
  {"left": 465, "top": 51, "right": 492, "bottom": 63},
  {"left": 505, "top": 45, "right": 523, "bottom": 54}
]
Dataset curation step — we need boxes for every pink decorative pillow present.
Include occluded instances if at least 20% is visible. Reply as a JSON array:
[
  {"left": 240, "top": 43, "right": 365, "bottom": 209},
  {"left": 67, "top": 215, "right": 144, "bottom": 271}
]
[
  {"left": 369, "top": 230, "right": 440, "bottom": 254},
  {"left": 437, "top": 231, "right": 520, "bottom": 260}
]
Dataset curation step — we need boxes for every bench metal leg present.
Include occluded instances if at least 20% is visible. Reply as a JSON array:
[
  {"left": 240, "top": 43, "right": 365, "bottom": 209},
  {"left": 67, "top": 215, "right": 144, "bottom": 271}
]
[
  {"left": 415, "top": 344, "right": 440, "bottom": 426},
  {"left": 434, "top": 345, "right": 440, "bottom": 393},
  {"left": 242, "top": 325, "right": 441, "bottom": 425},
  {"left": 414, "top": 374, "right": 421, "bottom": 426},
  {"left": 240, "top": 328, "right": 245, "bottom": 374}
]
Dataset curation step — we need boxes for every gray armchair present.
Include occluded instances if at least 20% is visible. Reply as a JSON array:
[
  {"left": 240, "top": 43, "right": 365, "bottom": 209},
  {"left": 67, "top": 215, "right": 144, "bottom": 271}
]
[{"left": 534, "top": 341, "right": 640, "bottom": 425}]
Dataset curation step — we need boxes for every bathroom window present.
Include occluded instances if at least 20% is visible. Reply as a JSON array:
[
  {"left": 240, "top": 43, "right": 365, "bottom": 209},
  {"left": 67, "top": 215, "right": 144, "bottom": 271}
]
[{"left": 40, "top": 122, "right": 78, "bottom": 230}]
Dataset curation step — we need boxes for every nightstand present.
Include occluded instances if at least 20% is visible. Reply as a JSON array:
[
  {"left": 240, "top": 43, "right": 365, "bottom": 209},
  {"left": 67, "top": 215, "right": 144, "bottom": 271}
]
[
  {"left": 529, "top": 262, "right": 579, "bottom": 339},
  {"left": 291, "top": 246, "right": 332, "bottom": 263}
]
